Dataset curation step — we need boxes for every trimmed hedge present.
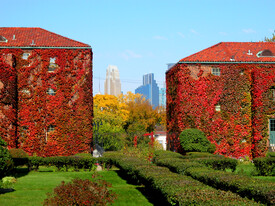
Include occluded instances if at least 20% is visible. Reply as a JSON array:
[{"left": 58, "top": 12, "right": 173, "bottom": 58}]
[
  {"left": 153, "top": 150, "right": 237, "bottom": 171},
  {"left": 103, "top": 152, "right": 262, "bottom": 205},
  {"left": 185, "top": 167, "right": 275, "bottom": 205},
  {"left": 253, "top": 157, "right": 275, "bottom": 176},
  {"left": 197, "top": 158, "right": 237, "bottom": 172},
  {"left": 13, "top": 156, "right": 106, "bottom": 172},
  {"left": 153, "top": 150, "right": 274, "bottom": 205}
]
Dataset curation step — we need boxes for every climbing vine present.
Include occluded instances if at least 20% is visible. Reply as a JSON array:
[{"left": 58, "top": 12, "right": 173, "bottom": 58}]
[
  {"left": 166, "top": 63, "right": 275, "bottom": 158},
  {"left": 0, "top": 48, "right": 93, "bottom": 157}
]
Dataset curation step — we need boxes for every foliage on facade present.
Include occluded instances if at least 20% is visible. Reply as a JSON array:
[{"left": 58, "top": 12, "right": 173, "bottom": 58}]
[
  {"left": 166, "top": 42, "right": 275, "bottom": 158},
  {"left": 0, "top": 48, "right": 93, "bottom": 157},
  {"left": 0, "top": 28, "right": 93, "bottom": 157}
]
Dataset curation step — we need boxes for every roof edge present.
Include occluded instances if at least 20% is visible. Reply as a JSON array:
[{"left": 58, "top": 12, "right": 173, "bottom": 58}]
[
  {"left": 0, "top": 46, "right": 92, "bottom": 49},
  {"left": 166, "top": 61, "right": 275, "bottom": 74}
]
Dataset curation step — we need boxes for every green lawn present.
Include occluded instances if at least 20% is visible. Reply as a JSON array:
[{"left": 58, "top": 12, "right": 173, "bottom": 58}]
[{"left": 0, "top": 167, "right": 153, "bottom": 206}]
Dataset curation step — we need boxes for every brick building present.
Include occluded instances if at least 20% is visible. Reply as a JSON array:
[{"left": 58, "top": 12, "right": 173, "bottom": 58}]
[
  {"left": 0, "top": 27, "right": 93, "bottom": 156},
  {"left": 166, "top": 42, "right": 275, "bottom": 158}
]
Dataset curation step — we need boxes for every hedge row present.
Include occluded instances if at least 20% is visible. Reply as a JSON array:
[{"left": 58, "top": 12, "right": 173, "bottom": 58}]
[
  {"left": 253, "top": 157, "right": 275, "bottom": 176},
  {"left": 103, "top": 152, "right": 261, "bottom": 206},
  {"left": 185, "top": 167, "right": 275, "bottom": 205},
  {"left": 153, "top": 151, "right": 275, "bottom": 205},
  {"left": 12, "top": 156, "right": 110, "bottom": 171},
  {"left": 153, "top": 150, "right": 237, "bottom": 171}
]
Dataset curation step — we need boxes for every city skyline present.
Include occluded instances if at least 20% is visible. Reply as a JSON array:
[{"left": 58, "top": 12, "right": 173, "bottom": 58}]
[
  {"left": 135, "top": 73, "right": 159, "bottom": 109},
  {"left": 1, "top": 0, "right": 274, "bottom": 94}
]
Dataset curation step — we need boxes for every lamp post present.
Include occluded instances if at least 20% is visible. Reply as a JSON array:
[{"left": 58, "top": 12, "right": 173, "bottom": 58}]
[{"left": 92, "top": 119, "right": 103, "bottom": 156}]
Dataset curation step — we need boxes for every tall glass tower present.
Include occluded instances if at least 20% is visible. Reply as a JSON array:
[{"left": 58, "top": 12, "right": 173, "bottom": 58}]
[{"left": 135, "top": 73, "right": 159, "bottom": 109}]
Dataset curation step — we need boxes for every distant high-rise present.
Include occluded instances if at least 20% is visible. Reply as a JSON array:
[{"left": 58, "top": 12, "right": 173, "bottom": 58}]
[
  {"left": 104, "top": 65, "right": 121, "bottom": 96},
  {"left": 135, "top": 73, "right": 159, "bottom": 109},
  {"left": 159, "top": 87, "right": 166, "bottom": 108}
]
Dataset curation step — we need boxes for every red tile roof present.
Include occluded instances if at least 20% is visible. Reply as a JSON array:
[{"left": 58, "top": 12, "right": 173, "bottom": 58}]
[
  {"left": 0, "top": 27, "right": 90, "bottom": 48},
  {"left": 180, "top": 42, "right": 275, "bottom": 63}
]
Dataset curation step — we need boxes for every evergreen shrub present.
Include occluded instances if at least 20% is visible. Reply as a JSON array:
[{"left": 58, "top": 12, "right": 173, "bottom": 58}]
[
  {"left": 9, "top": 148, "right": 29, "bottom": 167},
  {"left": 179, "top": 128, "right": 215, "bottom": 153},
  {"left": 0, "top": 138, "right": 14, "bottom": 178}
]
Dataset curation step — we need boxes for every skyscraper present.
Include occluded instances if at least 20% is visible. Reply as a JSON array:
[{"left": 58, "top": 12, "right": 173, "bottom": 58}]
[
  {"left": 159, "top": 87, "right": 166, "bottom": 108},
  {"left": 135, "top": 73, "right": 159, "bottom": 109},
  {"left": 104, "top": 65, "right": 121, "bottom": 96}
]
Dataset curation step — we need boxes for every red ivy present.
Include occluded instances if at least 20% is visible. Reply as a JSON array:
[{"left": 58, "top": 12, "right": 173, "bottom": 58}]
[
  {"left": 0, "top": 48, "right": 93, "bottom": 157},
  {"left": 166, "top": 63, "right": 275, "bottom": 159}
]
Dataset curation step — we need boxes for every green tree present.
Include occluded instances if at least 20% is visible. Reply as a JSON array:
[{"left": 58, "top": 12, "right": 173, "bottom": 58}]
[{"left": 264, "top": 30, "right": 275, "bottom": 42}]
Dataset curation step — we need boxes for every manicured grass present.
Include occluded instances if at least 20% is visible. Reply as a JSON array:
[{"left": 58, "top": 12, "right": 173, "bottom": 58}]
[{"left": 0, "top": 167, "right": 153, "bottom": 206}]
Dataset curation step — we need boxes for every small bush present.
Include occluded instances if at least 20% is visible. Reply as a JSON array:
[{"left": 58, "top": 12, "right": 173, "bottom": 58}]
[
  {"left": 43, "top": 177, "right": 117, "bottom": 206},
  {"left": 179, "top": 128, "right": 215, "bottom": 153},
  {"left": 9, "top": 148, "right": 29, "bottom": 158},
  {"left": 253, "top": 157, "right": 275, "bottom": 176},
  {"left": 1, "top": 176, "right": 16, "bottom": 189},
  {"left": 0, "top": 138, "right": 14, "bottom": 178}
]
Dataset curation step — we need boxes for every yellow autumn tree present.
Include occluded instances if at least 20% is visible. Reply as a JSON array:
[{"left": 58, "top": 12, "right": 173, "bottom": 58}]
[
  {"left": 119, "top": 92, "right": 159, "bottom": 137},
  {"left": 93, "top": 94, "right": 129, "bottom": 151}
]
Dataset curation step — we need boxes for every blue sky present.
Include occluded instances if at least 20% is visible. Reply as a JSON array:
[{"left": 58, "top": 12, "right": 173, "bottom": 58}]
[{"left": 1, "top": 0, "right": 274, "bottom": 94}]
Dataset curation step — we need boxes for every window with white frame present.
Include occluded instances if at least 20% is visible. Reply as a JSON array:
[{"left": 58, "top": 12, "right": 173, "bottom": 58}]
[
  {"left": 211, "top": 67, "right": 221, "bottom": 76},
  {"left": 215, "top": 104, "right": 221, "bottom": 112},
  {"left": 22, "top": 53, "right": 30, "bottom": 60},
  {"left": 48, "top": 57, "right": 57, "bottom": 72},
  {"left": 47, "top": 88, "right": 56, "bottom": 96}
]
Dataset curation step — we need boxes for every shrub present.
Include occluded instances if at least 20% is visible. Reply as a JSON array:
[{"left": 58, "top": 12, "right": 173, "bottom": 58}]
[
  {"left": 9, "top": 148, "right": 29, "bottom": 167},
  {"left": 179, "top": 128, "right": 215, "bottom": 153},
  {"left": 185, "top": 166, "right": 275, "bottom": 205},
  {"left": 9, "top": 148, "right": 29, "bottom": 158},
  {"left": 0, "top": 138, "right": 14, "bottom": 178},
  {"left": 253, "top": 157, "right": 275, "bottom": 176},
  {"left": 1, "top": 176, "right": 16, "bottom": 189},
  {"left": 28, "top": 156, "right": 44, "bottom": 171},
  {"left": 198, "top": 158, "right": 238, "bottom": 172},
  {"left": 43, "top": 176, "right": 117, "bottom": 206},
  {"left": 104, "top": 151, "right": 261, "bottom": 205}
]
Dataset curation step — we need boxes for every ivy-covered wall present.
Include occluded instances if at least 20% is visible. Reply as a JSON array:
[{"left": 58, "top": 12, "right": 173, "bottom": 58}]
[
  {"left": 0, "top": 48, "right": 93, "bottom": 157},
  {"left": 166, "top": 63, "right": 275, "bottom": 158}
]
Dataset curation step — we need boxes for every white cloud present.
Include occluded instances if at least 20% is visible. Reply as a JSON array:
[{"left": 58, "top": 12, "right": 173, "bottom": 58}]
[
  {"left": 177, "top": 32, "right": 185, "bottom": 38},
  {"left": 242, "top": 29, "right": 256, "bottom": 34},
  {"left": 120, "top": 50, "right": 142, "bottom": 60},
  {"left": 190, "top": 29, "right": 199, "bottom": 35},
  {"left": 153, "top": 35, "right": 168, "bottom": 40}
]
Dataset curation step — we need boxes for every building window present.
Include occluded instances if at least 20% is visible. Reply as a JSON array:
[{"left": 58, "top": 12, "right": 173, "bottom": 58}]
[
  {"left": 47, "top": 125, "right": 55, "bottom": 132},
  {"left": 270, "top": 86, "right": 275, "bottom": 101},
  {"left": 215, "top": 104, "right": 221, "bottom": 112},
  {"left": 48, "top": 57, "right": 57, "bottom": 72},
  {"left": 22, "top": 53, "right": 30, "bottom": 60},
  {"left": 47, "top": 88, "right": 56, "bottom": 96},
  {"left": 211, "top": 68, "right": 221, "bottom": 76}
]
